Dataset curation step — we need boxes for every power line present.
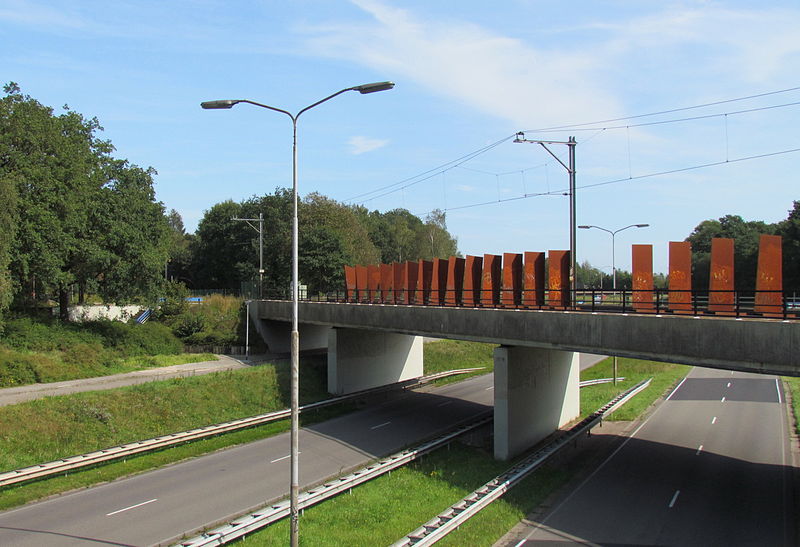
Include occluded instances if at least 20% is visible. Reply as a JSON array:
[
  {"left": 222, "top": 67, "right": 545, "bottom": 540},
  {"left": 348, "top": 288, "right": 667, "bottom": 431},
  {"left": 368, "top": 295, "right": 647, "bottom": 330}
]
[
  {"left": 524, "top": 85, "right": 800, "bottom": 132},
  {"left": 417, "top": 146, "right": 800, "bottom": 217}
]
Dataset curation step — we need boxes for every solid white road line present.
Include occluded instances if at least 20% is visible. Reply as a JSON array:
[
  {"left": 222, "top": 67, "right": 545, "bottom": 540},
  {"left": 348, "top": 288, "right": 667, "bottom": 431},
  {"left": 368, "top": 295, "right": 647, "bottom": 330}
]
[
  {"left": 106, "top": 498, "right": 157, "bottom": 516},
  {"left": 370, "top": 421, "right": 391, "bottom": 430},
  {"left": 666, "top": 377, "right": 687, "bottom": 401},
  {"left": 776, "top": 379, "right": 783, "bottom": 404},
  {"left": 669, "top": 490, "right": 681, "bottom": 508}
]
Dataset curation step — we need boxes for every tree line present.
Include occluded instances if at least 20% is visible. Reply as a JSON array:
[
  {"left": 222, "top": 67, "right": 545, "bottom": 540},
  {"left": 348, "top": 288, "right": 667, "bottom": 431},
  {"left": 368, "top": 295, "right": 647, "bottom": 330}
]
[{"left": 0, "top": 84, "right": 459, "bottom": 325}]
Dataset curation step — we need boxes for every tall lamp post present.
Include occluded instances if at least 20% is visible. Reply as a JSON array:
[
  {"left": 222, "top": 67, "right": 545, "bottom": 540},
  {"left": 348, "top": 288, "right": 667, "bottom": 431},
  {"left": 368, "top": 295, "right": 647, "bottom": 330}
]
[
  {"left": 578, "top": 223, "right": 649, "bottom": 383},
  {"left": 201, "top": 81, "right": 394, "bottom": 546}
]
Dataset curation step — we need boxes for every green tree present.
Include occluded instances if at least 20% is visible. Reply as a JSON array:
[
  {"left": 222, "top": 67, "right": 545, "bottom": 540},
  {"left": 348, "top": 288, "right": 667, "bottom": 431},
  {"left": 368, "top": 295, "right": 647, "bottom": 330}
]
[
  {"left": 777, "top": 201, "right": 800, "bottom": 290},
  {"left": 190, "top": 200, "right": 248, "bottom": 290},
  {"left": 1, "top": 83, "right": 170, "bottom": 318},
  {"left": 0, "top": 170, "right": 16, "bottom": 325},
  {"left": 165, "top": 209, "right": 194, "bottom": 285},
  {"left": 418, "top": 209, "right": 458, "bottom": 260},
  {"left": 686, "top": 214, "right": 775, "bottom": 291}
]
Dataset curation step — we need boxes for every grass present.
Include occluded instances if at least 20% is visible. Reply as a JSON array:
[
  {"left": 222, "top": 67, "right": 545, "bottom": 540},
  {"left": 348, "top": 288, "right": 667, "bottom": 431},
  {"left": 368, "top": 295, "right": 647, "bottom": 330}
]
[
  {"left": 579, "top": 357, "right": 689, "bottom": 420},
  {"left": 225, "top": 357, "right": 690, "bottom": 546},
  {"left": 783, "top": 377, "right": 800, "bottom": 435},
  {"left": 423, "top": 339, "right": 495, "bottom": 385}
]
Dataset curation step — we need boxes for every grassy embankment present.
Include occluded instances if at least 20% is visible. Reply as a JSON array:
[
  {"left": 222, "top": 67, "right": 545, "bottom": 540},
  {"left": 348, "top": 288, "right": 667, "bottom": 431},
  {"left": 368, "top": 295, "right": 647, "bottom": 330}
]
[
  {"left": 238, "top": 356, "right": 689, "bottom": 546},
  {"left": 0, "top": 317, "right": 216, "bottom": 388},
  {"left": 783, "top": 377, "right": 800, "bottom": 435},
  {"left": 0, "top": 340, "right": 490, "bottom": 510}
]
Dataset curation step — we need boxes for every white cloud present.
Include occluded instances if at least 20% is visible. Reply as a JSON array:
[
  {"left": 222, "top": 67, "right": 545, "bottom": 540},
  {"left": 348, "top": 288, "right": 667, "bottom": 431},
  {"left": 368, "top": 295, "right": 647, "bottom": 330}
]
[
  {"left": 348, "top": 135, "right": 389, "bottom": 155},
  {"left": 302, "top": 0, "right": 623, "bottom": 129}
]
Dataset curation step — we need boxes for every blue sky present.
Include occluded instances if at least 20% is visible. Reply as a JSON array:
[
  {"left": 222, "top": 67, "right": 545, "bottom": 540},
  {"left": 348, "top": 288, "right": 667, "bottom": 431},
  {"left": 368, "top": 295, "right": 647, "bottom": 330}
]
[{"left": 3, "top": 0, "right": 800, "bottom": 274}]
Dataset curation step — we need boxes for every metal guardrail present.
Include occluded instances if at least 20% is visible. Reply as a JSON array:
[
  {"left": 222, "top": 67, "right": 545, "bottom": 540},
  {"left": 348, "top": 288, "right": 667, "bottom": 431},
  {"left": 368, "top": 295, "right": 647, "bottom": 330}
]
[
  {"left": 175, "top": 414, "right": 494, "bottom": 546},
  {"left": 391, "top": 377, "right": 652, "bottom": 547},
  {"left": 579, "top": 377, "right": 625, "bottom": 387},
  {"left": 0, "top": 368, "right": 484, "bottom": 489}
]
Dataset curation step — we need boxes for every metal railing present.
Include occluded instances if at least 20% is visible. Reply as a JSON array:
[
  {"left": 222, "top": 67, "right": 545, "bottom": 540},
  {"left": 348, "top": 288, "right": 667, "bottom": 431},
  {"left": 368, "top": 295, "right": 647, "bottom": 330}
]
[{"left": 248, "top": 286, "right": 799, "bottom": 321}]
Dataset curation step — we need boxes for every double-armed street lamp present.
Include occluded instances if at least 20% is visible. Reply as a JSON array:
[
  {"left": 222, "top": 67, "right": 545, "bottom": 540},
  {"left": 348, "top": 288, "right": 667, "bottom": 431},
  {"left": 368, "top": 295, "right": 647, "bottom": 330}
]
[
  {"left": 578, "top": 223, "right": 649, "bottom": 289},
  {"left": 201, "top": 81, "right": 394, "bottom": 546},
  {"left": 578, "top": 223, "right": 649, "bottom": 384}
]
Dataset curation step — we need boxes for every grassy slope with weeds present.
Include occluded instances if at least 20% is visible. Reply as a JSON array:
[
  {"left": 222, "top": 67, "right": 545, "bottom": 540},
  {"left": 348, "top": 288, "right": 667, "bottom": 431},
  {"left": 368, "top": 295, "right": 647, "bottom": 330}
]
[
  {"left": 240, "top": 357, "right": 690, "bottom": 546},
  {"left": 783, "top": 377, "right": 800, "bottom": 435},
  {"left": 423, "top": 339, "right": 495, "bottom": 384},
  {"left": 0, "top": 316, "right": 215, "bottom": 387}
]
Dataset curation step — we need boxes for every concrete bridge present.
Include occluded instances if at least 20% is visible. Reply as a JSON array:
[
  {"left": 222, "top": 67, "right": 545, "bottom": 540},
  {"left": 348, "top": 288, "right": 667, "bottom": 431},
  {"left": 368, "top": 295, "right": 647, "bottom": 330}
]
[{"left": 250, "top": 298, "right": 799, "bottom": 460}]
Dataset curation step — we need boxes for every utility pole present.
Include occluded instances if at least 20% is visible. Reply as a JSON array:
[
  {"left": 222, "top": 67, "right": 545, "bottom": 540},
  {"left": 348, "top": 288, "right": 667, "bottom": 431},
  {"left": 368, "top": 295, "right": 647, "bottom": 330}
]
[
  {"left": 514, "top": 133, "right": 577, "bottom": 290},
  {"left": 232, "top": 212, "right": 265, "bottom": 298}
]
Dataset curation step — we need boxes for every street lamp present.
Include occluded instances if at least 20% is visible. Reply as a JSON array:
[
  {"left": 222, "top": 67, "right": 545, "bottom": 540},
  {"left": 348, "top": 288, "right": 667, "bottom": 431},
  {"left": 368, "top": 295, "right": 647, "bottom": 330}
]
[
  {"left": 201, "top": 81, "right": 394, "bottom": 547},
  {"left": 578, "top": 223, "right": 649, "bottom": 385},
  {"left": 578, "top": 223, "right": 649, "bottom": 289}
]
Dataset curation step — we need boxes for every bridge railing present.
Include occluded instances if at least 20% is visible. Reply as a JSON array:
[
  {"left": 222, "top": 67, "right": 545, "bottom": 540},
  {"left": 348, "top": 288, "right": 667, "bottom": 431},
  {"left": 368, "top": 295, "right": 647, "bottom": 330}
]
[{"left": 254, "top": 287, "right": 798, "bottom": 321}]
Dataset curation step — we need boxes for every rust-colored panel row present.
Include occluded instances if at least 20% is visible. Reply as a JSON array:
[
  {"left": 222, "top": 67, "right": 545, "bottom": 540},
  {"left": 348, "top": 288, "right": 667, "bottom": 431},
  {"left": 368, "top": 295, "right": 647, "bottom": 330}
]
[{"left": 632, "top": 244, "right": 653, "bottom": 312}]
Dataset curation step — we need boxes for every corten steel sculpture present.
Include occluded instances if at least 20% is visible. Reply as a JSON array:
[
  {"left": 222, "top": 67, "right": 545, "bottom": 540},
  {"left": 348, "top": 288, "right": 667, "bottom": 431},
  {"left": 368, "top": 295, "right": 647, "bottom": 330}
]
[
  {"left": 392, "top": 262, "right": 403, "bottom": 304},
  {"left": 380, "top": 263, "right": 393, "bottom": 303},
  {"left": 755, "top": 234, "right": 783, "bottom": 316},
  {"left": 344, "top": 265, "right": 357, "bottom": 303},
  {"left": 367, "top": 264, "right": 381, "bottom": 303},
  {"left": 502, "top": 253, "right": 523, "bottom": 308},
  {"left": 446, "top": 256, "right": 466, "bottom": 306},
  {"left": 417, "top": 260, "right": 433, "bottom": 305},
  {"left": 668, "top": 241, "right": 692, "bottom": 313},
  {"left": 632, "top": 244, "right": 654, "bottom": 312},
  {"left": 355, "top": 265, "right": 368, "bottom": 303},
  {"left": 430, "top": 258, "right": 447, "bottom": 306},
  {"left": 548, "top": 250, "right": 570, "bottom": 308},
  {"left": 709, "top": 238, "right": 735, "bottom": 314},
  {"left": 481, "top": 254, "right": 502, "bottom": 307},
  {"left": 463, "top": 255, "right": 483, "bottom": 307},
  {"left": 523, "top": 251, "right": 545, "bottom": 307},
  {"left": 405, "top": 261, "right": 419, "bottom": 305}
]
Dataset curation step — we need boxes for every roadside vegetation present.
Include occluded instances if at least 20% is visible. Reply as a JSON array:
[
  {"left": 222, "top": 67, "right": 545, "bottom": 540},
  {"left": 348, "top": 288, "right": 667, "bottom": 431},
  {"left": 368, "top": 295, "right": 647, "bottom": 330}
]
[
  {"left": 0, "top": 316, "right": 217, "bottom": 388},
  {"left": 783, "top": 377, "right": 800, "bottom": 435}
]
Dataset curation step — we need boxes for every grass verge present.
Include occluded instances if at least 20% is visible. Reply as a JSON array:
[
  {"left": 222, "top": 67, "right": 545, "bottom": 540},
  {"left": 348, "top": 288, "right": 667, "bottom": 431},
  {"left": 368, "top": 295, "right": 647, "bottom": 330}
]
[
  {"left": 423, "top": 339, "right": 495, "bottom": 385},
  {"left": 783, "top": 377, "right": 800, "bottom": 435}
]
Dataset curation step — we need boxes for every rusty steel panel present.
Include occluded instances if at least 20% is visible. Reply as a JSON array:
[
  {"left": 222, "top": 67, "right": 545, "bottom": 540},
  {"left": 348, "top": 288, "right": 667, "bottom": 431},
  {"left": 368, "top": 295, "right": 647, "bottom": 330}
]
[
  {"left": 502, "top": 253, "right": 523, "bottom": 307},
  {"left": 344, "top": 265, "right": 357, "bottom": 303},
  {"left": 446, "top": 256, "right": 466, "bottom": 306},
  {"left": 417, "top": 260, "right": 434, "bottom": 305},
  {"left": 380, "top": 263, "right": 393, "bottom": 304},
  {"left": 548, "top": 250, "right": 570, "bottom": 308},
  {"left": 430, "top": 258, "right": 448, "bottom": 306},
  {"left": 355, "top": 265, "right": 368, "bottom": 302},
  {"left": 405, "top": 261, "right": 419, "bottom": 304},
  {"left": 755, "top": 234, "right": 783, "bottom": 315},
  {"left": 392, "top": 262, "right": 404, "bottom": 304},
  {"left": 523, "top": 252, "right": 545, "bottom": 307},
  {"left": 463, "top": 255, "right": 483, "bottom": 307},
  {"left": 668, "top": 241, "right": 692, "bottom": 313},
  {"left": 367, "top": 264, "right": 381, "bottom": 302},
  {"left": 632, "top": 244, "right": 654, "bottom": 312},
  {"left": 709, "top": 238, "right": 735, "bottom": 313},
  {"left": 481, "top": 254, "right": 502, "bottom": 307}
]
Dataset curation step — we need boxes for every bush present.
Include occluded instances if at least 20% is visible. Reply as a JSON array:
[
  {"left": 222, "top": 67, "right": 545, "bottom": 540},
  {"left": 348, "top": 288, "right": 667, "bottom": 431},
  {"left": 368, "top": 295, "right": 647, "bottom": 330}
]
[
  {"left": 161, "top": 294, "right": 244, "bottom": 346},
  {"left": 0, "top": 348, "right": 41, "bottom": 386}
]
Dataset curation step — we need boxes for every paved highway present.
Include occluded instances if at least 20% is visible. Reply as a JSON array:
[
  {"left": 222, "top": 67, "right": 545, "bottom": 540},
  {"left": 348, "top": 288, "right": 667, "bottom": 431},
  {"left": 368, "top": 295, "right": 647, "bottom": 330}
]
[
  {"left": 0, "top": 374, "right": 493, "bottom": 546},
  {"left": 504, "top": 367, "right": 796, "bottom": 546}
]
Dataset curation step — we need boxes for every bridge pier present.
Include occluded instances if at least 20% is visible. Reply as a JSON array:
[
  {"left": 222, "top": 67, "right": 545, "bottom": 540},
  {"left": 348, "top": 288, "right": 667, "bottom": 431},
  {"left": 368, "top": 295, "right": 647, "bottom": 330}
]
[
  {"left": 493, "top": 346, "right": 579, "bottom": 460},
  {"left": 327, "top": 328, "right": 423, "bottom": 395}
]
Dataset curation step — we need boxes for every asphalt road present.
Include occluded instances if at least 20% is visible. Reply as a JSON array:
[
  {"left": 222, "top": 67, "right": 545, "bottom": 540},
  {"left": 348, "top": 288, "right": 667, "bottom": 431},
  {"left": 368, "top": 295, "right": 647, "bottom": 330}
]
[
  {"left": 505, "top": 367, "right": 795, "bottom": 546},
  {"left": 0, "top": 374, "right": 494, "bottom": 546}
]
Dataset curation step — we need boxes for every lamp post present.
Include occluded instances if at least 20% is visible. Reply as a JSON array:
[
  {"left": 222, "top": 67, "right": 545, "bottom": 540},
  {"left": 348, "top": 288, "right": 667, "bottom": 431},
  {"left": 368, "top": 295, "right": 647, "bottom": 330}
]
[
  {"left": 578, "top": 223, "right": 649, "bottom": 384},
  {"left": 201, "top": 81, "right": 394, "bottom": 546}
]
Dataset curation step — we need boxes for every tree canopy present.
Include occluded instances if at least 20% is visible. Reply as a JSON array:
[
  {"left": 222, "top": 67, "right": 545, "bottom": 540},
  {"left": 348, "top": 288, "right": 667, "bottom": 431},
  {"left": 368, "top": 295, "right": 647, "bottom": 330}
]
[{"left": 1, "top": 83, "right": 170, "bottom": 320}]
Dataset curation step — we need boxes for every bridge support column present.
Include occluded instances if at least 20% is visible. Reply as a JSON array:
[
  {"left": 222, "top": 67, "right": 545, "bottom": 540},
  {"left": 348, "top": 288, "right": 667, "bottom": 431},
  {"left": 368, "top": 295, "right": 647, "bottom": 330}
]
[
  {"left": 328, "top": 328, "right": 423, "bottom": 395},
  {"left": 494, "top": 346, "right": 579, "bottom": 460}
]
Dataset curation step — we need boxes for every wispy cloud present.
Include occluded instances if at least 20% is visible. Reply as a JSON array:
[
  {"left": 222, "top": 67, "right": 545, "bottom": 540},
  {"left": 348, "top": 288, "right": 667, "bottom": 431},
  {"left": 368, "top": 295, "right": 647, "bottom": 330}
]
[{"left": 348, "top": 135, "right": 389, "bottom": 155}]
